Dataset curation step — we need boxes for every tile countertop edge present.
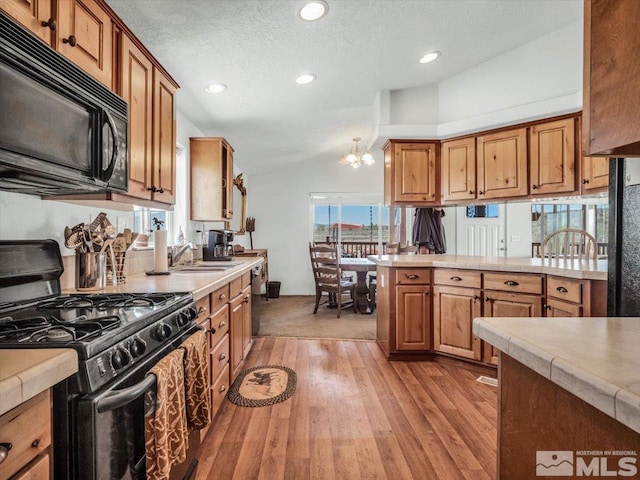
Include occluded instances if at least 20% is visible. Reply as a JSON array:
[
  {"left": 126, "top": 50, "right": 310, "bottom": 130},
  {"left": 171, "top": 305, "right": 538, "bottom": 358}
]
[
  {"left": 0, "top": 349, "right": 78, "bottom": 416},
  {"left": 367, "top": 255, "right": 607, "bottom": 280},
  {"left": 473, "top": 317, "right": 640, "bottom": 435}
]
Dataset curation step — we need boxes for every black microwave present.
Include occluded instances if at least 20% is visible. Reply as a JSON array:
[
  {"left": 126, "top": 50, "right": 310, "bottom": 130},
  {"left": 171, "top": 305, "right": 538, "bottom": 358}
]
[{"left": 0, "top": 11, "right": 128, "bottom": 195}]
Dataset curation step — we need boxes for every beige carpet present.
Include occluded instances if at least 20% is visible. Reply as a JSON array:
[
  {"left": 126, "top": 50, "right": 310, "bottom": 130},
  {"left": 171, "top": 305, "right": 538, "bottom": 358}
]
[{"left": 253, "top": 295, "right": 376, "bottom": 340}]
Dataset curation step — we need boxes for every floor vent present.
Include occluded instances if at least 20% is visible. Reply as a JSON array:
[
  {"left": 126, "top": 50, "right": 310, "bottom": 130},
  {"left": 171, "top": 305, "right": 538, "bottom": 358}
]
[{"left": 476, "top": 375, "right": 498, "bottom": 387}]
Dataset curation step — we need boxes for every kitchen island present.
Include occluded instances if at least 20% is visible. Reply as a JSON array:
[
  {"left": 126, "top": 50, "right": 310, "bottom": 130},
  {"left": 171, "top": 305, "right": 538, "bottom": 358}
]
[{"left": 473, "top": 316, "right": 640, "bottom": 478}]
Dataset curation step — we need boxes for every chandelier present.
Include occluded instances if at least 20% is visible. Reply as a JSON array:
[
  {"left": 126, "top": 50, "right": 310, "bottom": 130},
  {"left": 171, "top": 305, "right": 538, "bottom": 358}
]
[{"left": 339, "top": 137, "right": 375, "bottom": 169}]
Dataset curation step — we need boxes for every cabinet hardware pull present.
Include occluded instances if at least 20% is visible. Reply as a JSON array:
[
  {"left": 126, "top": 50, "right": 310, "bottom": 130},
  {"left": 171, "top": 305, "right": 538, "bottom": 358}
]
[
  {"left": 147, "top": 185, "right": 157, "bottom": 192},
  {"left": 219, "top": 353, "right": 226, "bottom": 360},
  {"left": 244, "top": 296, "right": 250, "bottom": 303},
  {"left": 31, "top": 438, "right": 40, "bottom": 448},
  {"left": 469, "top": 190, "right": 474, "bottom": 195},
  {"left": 504, "top": 280, "right": 519, "bottom": 286},
  {"left": 197, "top": 306, "right": 207, "bottom": 314},
  {"left": 157, "top": 187, "right": 165, "bottom": 193},
  {"left": 544, "top": 304, "right": 551, "bottom": 310},
  {"left": 431, "top": 193, "right": 435, "bottom": 198},
  {"left": 485, "top": 297, "right": 491, "bottom": 302},
  {"left": 532, "top": 184, "right": 538, "bottom": 189},
  {"left": 220, "top": 385, "right": 226, "bottom": 393},
  {"left": 478, "top": 190, "right": 484, "bottom": 195},
  {"left": 556, "top": 286, "right": 568, "bottom": 293},
  {"left": 219, "top": 321, "right": 226, "bottom": 327},
  {"left": 582, "top": 179, "right": 589, "bottom": 184},
  {"left": 424, "top": 290, "right": 430, "bottom": 296},
  {"left": 0, "top": 443, "right": 12, "bottom": 464},
  {"left": 218, "top": 293, "right": 226, "bottom": 300},
  {"left": 41, "top": 18, "right": 56, "bottom": 31},
  {"left": 450, "top": 276, "right": 462, "bottom": 281},
  {"left": 62, "top": 35, "right": 77, "bottom": 47},
  {"left": 209, "top": 328, "right": 216, "bottom": 335},
  {"left": 473, "top": 295, "right": 480, "bottom": 302},
  {"left": 222, "top": 179, "right": 227, "bottom": 188},
  {"left": 405, "top": 274, "right": 419, "bottom": 279}
]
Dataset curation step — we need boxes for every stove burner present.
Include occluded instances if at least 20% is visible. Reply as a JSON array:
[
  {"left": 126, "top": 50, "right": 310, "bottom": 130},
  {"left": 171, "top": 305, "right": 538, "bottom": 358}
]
[
  {"left": 35, "top": 293, "right": 178, "bottom": 310},
  {"left": 45, "top": 327, "right": 75, "bottom": 342}
]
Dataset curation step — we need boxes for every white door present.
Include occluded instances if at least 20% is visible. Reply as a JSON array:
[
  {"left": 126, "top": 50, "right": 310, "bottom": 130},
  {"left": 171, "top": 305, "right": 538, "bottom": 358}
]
[{"left": 456, "top": 205, "right": 506, "bottom": 257}]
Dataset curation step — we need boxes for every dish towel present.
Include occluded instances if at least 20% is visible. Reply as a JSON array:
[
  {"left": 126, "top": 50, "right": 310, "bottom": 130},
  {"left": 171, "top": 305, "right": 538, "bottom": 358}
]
[
  {"left": 180, "top": 330, "right": 211, "bottom": 430},
  {"left": 144, "top": 348, "right": 188, "bottom": 480}
]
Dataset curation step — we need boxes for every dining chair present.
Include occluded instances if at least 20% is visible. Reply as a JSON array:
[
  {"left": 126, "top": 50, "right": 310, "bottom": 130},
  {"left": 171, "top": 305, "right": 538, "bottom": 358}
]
[
  {"left": 540, "top": 228, "right": 598, "bottom": 261},
  {"left": 309, "top": 243, "right": 356, "bottom": 318},
  {"left": 386, "top": 243, "right": 418, "bottom": 254}
]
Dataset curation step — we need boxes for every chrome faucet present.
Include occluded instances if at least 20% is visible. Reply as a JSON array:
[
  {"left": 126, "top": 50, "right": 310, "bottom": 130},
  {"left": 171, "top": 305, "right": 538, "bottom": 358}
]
[{"left": 170, "top": 242, "right": 196, "bottom": 266}]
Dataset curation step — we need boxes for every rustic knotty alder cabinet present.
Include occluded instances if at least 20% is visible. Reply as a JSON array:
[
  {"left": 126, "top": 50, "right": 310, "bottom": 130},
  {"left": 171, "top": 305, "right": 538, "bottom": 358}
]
[
  {"left": 190, "top": 138, "right": 235, "bottom": 222},
  {"left": 529, "top": 118, "right": 576, "bottom": 196},
  {"left": 0, "top": 0, "right": 113, "bottom": 87},
  {"left": 384, "top": 141, "right": 438, "bottom": 205},
  {"left": 441, "top": 137, "right": 476, "bottom": 202},
  {"left": 584, "top": 0, "right": 640, "bottom": 156},
  {"left": 581, "top": 155, "right": 609, "bottom": 193},
  {"left": 544, "top": 275, "right": 606, "bottom": 318},
  {"left": 476, "top": 127, "right": 528, "bottom": 200}
]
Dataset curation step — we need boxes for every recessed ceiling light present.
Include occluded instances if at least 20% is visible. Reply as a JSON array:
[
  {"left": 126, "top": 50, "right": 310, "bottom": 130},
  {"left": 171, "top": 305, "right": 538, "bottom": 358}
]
[
  {"left": 299, "top": 1, "right": 328, "bottom": 21},
  {"left": 296, "top": 73, "right": 316, "bottom": 85},
  {"left": 419, "top": 51, "right": 441, "bottom": 64},
  {"left": 205, "top": 83, "right": 227, "bottom": 94}
]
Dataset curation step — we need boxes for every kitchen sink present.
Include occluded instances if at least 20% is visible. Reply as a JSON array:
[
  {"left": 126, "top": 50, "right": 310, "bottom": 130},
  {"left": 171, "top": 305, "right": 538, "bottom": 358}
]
[{"left": 170, "top": 262, "right": 239, "bottom": 273}]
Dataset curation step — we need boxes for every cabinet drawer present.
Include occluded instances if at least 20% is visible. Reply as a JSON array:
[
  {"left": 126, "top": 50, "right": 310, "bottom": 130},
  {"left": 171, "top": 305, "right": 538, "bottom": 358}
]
[
  {"left": 211, "top": 334, "right": 230, "bottom": 382},
  {"left": 13, "top": 453, "right": 49, "bottom": 480},
  {"left": 211, "top": 284, "right": 230, "bottom": 313},
  {"left": 230, "top": 276, "right": 243, "bottom": 298},
  {"left": 395, "top": 268, "right": 430, "bottom": 285},
  {"left": 211, "top": 363, "right": 230, "bottom": 417},
  {"left": 0, "top": 390, "right": 51, "bottom": 480},
  {"left": 209, "top": 304, "right": 229, "bottom": 348},
  {"left": 241, "top": 272, "right": 251, "bottom": 289},
  {"left": 546, "top": 276, "right": 583, "bottom": 304},
  {"left": 484, "top": 272, "right": 542, "bottom": 295},
  {"left": 434, "top": 269, "right": 481, "bottom": 288},
  {"left": 195, "top": 295, "right": 210, "bottom": 319}
]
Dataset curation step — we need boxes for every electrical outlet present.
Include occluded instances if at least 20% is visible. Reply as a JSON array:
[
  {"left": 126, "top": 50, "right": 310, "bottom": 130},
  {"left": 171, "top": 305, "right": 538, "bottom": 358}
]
[{"left": 510, "top": 235, "right": 521, "bottom": 242}]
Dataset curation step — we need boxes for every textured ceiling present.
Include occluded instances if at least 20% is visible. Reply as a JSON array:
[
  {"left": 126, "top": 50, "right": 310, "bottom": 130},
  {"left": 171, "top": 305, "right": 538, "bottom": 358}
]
[{"left": 105, "top": 0, "right": 582, "bottom": 174}]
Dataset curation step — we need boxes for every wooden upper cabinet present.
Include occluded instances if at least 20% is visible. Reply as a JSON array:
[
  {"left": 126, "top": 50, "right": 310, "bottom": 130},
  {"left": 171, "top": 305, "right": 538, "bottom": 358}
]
[
  {"left": 581, "top": 156, "right": 609, "bottom": 193},
  {"left": 119, "top": 33, "right": 153, "bottom": 200},
  {"left": 190, "top": 137, "right": 234, "bottom": 221},
  {"left": 441, "top": 137, "right": 476, "bottom": 202},
  {"left": 0, "top": 0, "right": 55, "bottom": 45},
  {"left": 152, "top": 68, "right": 177, "bottom": 204},
  {"left": 57, "top": 0, "right": 112, "bottom": 88},
  {"left": 529, "top": 118, "right": 576, "bottom": 196},
  {"left": 476, "top": 128, "right": 527, "bottom": 200},
  {"left": 584, "top": 0, "right": 640, "bottom": 156},
  {"left": 384, "top": 141, "right": 438, "bottom": 205}
]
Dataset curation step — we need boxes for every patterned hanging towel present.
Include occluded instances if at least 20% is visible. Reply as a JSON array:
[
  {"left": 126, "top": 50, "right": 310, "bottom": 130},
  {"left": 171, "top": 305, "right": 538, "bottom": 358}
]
[
  {"left": 144, "top": 348, "right": 188, "bottom": 480},
  {"left": 181, "top": 330, "right": 211, "bottom": 430}
]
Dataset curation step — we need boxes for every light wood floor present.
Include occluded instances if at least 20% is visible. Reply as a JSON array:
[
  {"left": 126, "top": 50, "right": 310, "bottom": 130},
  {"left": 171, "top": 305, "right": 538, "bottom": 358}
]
[{"left": 196, "top": 338, "right": 497, "bottom": 480}]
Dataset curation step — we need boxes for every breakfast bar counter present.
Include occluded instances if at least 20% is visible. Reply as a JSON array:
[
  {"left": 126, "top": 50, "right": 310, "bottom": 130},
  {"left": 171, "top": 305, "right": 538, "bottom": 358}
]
[{"left": 473, "top": 316, "right": 640, "bottom": 477}]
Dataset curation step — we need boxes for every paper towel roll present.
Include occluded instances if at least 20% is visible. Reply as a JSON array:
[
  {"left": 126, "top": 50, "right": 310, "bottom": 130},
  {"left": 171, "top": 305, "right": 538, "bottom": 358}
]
[{"left": 154, "top": 230, "right": 168, "bottom": 273}]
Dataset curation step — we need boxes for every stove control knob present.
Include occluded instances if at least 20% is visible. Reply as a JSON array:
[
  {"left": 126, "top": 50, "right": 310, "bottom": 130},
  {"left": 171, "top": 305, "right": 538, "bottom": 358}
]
[
  {"left": 129, "top": 338, "right": 147, "bottom": 358},
  {"left": 111, "top": 347, "right": 130, "bottom": 370},
  {"left": 175, "top": 311, "right": 190, "bottom": 327},
  {"left": 155, "top": 323, "right": 172, "bottom": 341}
]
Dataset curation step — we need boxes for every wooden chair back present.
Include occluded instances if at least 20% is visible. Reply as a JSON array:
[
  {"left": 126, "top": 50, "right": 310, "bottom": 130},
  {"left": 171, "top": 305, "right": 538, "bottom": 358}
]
[
  {"left": 309, "top": 243, "right": 341, "bottom": 289},
  {"left": 540, "top": 228, "right": 598, "bottom": 261},
  {"left": 386, "top": 243, "right": 418, "bottom": 254}
]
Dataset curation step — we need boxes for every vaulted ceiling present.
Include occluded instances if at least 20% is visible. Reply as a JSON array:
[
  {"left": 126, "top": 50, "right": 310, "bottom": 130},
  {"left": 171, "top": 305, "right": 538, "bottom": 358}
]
[{"left": 105, "top": 0, "right": 582, "bottom": 174}]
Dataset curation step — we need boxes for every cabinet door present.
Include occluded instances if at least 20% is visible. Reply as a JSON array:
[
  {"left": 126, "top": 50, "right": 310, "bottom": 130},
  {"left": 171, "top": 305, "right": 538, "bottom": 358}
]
[
  {"left": 529, "top": 118, "right": 576, "bottom": 195},
  {"left": 57, "top": 0, "right": 112, "bottom": 88},
  {"left": 151, "top": 68, "right": 176, "bottom": 204},
  {"left": 229, "top": 294, "right": 244, "bottom": 382},
  {"left": 223, "top": 147, "right": 234, "bottom": 219},
  {"left": 242, "top": 286, "right": 252, "bottom": 358},
  {"left": 119, "top": 34, "right": 153, "bottom": 200},
  {"left": 582, "top": 156, "right": 609, "bottom": 192},
  {"left": 477, "top": 128, "right": 527, "bottom": 199},
  {"left": 545, "top": 298, "right": 582, "bottom": 317},
  {"left": 393, "top": 143, "right": 437, "bottom": 203},
  {"left": 441, "top": 137, "right": 476, "bottom": 202},
  {"left": 0, "top": 0, "right": 54, "bottom": 45},
  {"left": 433, "top": 285, "right": 481, "bottom": 360},
  {"left": 395, "top": 285, "right": 431, "bottom": 351},
  {"left": 483, "top": 291, "right": 543, "bottom": 364},
  {"left": 190, "top": 138, "right": 234, "bottom": 221}
]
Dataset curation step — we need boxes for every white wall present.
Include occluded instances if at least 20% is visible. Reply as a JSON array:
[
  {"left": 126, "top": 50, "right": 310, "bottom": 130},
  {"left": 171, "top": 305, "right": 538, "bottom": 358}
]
[{"left": 248, "top": 154, "right": 383, "bottom": 295}]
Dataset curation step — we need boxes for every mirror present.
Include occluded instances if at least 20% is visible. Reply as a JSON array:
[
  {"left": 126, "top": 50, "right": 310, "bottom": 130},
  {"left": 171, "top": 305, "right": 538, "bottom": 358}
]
[{"left": 227, "top": 173, "right": 247, "bottom": 235}]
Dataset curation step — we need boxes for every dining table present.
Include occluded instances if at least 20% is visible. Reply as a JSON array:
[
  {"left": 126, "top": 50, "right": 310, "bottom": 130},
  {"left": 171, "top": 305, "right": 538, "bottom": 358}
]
[{"left": 340, "top": 257, "right": 376, "bottom": 314}]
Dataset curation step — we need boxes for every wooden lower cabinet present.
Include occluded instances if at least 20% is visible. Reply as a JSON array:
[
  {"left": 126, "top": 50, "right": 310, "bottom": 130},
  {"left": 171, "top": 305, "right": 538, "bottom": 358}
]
[
  {"left": 396, "top": 285, "right": 431, "bottom": 350},
  {"left": 433, "top": 285, "right": 482, "bottom": 360},
  {"left": 229, "top": 273, "right": 253, "bottom": 382},
  {"left": 0, "top": 390, "right": 52, "bottom": 480}
]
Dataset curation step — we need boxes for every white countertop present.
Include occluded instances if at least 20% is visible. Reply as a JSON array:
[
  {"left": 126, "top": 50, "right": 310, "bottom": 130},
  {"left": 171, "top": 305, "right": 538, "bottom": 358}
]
[
  {"left": 367, "top": 254, "right": 608, "bottom": 280},
  {"left": 0, "top": 349, "right": 78, "bottom": 416},
  {"left": 473, "top": 316, "right": 640, "bottom": 434}
]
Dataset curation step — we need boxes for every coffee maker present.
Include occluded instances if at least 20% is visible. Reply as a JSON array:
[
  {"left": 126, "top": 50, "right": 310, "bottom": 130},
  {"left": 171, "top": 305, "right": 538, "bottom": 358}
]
[{"left": 203, "top": 229, "right": 235, "bottom": 261}]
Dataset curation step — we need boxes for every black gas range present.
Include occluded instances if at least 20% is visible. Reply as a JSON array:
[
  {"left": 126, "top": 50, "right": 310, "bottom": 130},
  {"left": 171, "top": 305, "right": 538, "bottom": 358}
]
[{"left": 0, "top": 240, "right": 200, "bottom": 479}]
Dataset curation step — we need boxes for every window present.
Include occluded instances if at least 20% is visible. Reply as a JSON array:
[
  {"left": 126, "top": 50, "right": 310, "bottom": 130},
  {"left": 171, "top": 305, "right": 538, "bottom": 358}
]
[
  {"left": 466, "top": 204, "right": 499, "bottom": 218},
  {"left": 133, "top": 207, "right": 171, "bottom": 245},
  {"left": 311, "top": 194, "right": 389, "bottom": 257},
  {"left": 531, "top": 203, "right": 608, "bottom": 251}
]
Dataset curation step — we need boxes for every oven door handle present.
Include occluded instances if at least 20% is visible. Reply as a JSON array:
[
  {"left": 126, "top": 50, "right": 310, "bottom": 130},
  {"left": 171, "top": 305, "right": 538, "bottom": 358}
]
[{"left": 96, "top": 374, "right": 156, "bottom": 413}]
